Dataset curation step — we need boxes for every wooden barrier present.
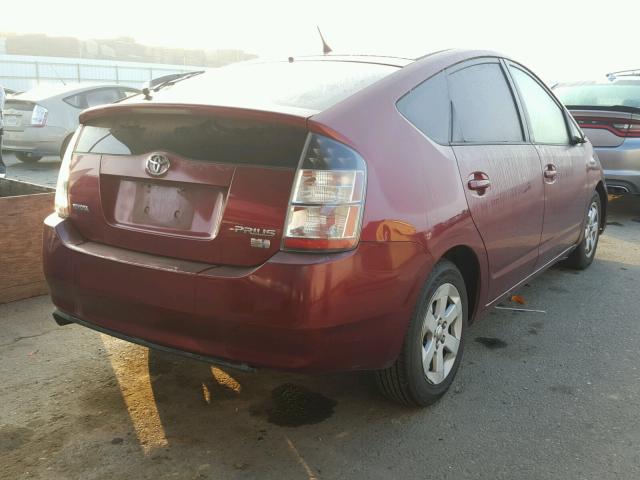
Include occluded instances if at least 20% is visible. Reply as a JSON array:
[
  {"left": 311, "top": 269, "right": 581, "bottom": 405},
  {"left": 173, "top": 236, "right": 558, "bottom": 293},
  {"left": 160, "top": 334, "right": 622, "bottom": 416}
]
[{"left": 0, "top": 179, "right": 55, "bottom": 304}]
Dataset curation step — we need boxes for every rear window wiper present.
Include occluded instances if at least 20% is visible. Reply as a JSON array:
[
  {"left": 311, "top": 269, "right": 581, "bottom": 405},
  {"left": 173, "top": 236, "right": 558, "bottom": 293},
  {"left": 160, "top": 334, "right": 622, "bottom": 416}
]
[{"left": 142, "top": 70, "right": 205, "bottom": 99}]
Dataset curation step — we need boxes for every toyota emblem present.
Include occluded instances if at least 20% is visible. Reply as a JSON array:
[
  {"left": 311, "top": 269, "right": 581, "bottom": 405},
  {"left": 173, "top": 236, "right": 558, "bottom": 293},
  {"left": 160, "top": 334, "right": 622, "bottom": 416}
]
[{"left": 145, "top": 154, "right": 170, "bottom": 176}]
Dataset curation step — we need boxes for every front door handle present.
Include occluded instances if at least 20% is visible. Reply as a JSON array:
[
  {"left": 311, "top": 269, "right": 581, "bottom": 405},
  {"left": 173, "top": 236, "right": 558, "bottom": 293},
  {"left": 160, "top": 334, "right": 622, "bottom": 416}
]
[
  {"left": 544, "top": 164, "right": 558, "bottom": 182},
  {"left": 467, "top": 172, "right": 491, "bottom": 193}
]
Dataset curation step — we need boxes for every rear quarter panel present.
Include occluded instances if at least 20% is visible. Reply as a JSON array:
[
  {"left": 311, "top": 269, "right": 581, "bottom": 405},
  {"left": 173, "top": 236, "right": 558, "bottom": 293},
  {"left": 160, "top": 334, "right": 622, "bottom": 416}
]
[{"left": 310, "top": 51, "right": 492, "bottom": 319}]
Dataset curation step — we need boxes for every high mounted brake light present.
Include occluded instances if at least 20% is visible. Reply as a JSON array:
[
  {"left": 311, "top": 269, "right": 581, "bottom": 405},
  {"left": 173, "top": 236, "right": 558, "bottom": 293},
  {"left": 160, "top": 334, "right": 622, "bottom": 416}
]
[{"left": 283, "top": 133, "right": 366, "bottom": 252}]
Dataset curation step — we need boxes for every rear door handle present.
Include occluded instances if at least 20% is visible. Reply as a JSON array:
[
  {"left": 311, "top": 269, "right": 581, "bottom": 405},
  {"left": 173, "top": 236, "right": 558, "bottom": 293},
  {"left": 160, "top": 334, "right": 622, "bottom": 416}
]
[{"left": 467, "top": 172, "right": 491, "bottom": 193}]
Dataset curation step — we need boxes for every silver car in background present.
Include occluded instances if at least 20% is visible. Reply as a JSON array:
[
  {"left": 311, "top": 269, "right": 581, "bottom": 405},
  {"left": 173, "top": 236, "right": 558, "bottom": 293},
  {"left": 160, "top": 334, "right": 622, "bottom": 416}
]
[
  {"left": 2, "top": 83, "right": 139, "bottom": 162},
  {"left": 554, "top": 73, "right": 640, "bottom": 195}
]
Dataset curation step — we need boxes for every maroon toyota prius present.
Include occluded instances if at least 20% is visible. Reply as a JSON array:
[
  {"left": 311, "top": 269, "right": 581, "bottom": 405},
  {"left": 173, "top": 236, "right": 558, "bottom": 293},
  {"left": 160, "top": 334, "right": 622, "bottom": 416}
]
[{"left": 43, "top": 50, "right": 606, "bottom": 406}]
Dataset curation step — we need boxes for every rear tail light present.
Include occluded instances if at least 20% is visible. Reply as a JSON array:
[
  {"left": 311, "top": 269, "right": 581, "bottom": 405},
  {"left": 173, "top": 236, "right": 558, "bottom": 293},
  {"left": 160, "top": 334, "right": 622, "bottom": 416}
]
[
  {"left": 575, "top": 116, "right": 640, "bottom": 138},
  {"left": 283, "top": 134, "right": 366, "bottom": 251},
  {"left": 54, "top": 127, "right": 81, "bottom": 217},
  {"left": 30, "top": 104, "right": 48, "bottom": 127}
]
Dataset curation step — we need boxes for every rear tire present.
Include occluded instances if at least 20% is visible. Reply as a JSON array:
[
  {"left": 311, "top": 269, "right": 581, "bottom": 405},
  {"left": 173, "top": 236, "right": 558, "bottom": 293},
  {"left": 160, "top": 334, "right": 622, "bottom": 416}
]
[
  {"left": 15, "top": 152, "right": 42, "bottom": 163},
  {"left": 564, "top": 192, "right": 601, "bottom": 270},
  {"left": 375, "top": 259, "right": 467, "bottom": 407}
]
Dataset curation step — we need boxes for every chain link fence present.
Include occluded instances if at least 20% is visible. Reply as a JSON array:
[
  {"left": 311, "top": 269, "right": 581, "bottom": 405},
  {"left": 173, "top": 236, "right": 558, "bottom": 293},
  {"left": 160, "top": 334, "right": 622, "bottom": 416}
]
[{"left": 0, "top": 54, "right": 203, "bottom": 92}]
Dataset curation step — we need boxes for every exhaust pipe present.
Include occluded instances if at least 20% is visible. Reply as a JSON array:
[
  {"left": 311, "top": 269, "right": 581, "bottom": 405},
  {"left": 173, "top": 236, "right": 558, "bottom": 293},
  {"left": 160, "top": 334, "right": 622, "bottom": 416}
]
[{"left": 53, "top": 311, "right": 74, "bottom": 326}]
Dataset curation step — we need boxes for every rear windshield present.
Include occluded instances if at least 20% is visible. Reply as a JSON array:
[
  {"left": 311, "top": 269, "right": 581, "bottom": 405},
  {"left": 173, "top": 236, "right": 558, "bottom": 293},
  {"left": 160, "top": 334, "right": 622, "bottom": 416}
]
[
  {"left": 75, "top": 114, "right": 308, "bottom": 168},
  {"left": 554, "top": 82, "right": 640, "bottom": 108},
  {"left": 155, "top": 60, "right": 399, "bottom": 111}
]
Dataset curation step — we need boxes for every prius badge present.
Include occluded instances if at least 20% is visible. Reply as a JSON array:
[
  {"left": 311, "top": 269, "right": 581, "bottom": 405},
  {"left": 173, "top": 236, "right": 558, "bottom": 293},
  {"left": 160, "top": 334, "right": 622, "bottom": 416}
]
[
  {"left": 146, "top": 154, "right": 170, "bottom": 177},
  {"left": 230, "top": 225, "right": 276, "bottom": 249}
]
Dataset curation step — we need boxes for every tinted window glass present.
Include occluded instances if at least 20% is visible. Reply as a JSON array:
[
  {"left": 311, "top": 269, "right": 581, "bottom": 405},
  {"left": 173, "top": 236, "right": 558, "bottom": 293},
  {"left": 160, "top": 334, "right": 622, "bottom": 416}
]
[
  {"left": 85, "top": 88, "right": 121, "bottom": 108},
  {"left": 448, "top": 63, "right": 523, "bottom": 143},
  {"left": 397, "top": 71, "right": 450, "bottom": 144},
  {"left": 75, "top": 114, "right": 308, "bottom": 168},
  {"left": 510, "top": 67, "right": 569, "bottom": 144},
  {"left": 154, "top": 61, "right": 399, "bottom": 111},
  {"left": 554, "top": 82, "right": 640, "bottom": 109},
  {"left": 120, "top": 88, "right": 140, "bottom": 99},
  {"left": 63, "top": 94, "right": 85, "bottom": 109}
]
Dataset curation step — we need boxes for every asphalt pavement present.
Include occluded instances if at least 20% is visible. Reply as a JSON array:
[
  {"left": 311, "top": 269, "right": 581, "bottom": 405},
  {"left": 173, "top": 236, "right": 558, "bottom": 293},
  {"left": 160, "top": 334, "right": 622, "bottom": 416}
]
[
  {"left": 1, "top": 152, "right": 60, "bottom": 187},
  {"left": 1, "top": 164, "right": 639, "bottom": 479}
]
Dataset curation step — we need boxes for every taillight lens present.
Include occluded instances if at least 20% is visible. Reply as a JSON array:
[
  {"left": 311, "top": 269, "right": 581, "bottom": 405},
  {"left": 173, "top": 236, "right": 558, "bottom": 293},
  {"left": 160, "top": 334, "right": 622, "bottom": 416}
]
[
  {"left": 54, "top": 127, "right": 81, "bottom": 217},
  {"left": 575, "top": 116, "right": 640, "bottom": 138},
  {"left": 283, "top": 134, "right": 366, "bottom": 251},
  {"left": 30, "top": 104, "right": 48, "bottom": 127}
]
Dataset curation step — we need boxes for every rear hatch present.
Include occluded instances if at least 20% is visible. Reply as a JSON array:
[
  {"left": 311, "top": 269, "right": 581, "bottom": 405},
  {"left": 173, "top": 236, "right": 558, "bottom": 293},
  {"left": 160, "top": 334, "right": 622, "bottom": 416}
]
[
  {"left": 568, "top": 107, "right": 635, "bottom": 147},
  {"left": 3, "top": 99, "right": 35, "bottom": 131},
  {"left": 67, "top": 105, "right": 308, "bottom": 266}
]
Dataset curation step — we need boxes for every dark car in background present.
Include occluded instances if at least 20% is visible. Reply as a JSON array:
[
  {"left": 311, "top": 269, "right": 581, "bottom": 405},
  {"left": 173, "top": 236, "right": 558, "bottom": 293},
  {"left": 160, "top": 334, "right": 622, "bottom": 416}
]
[
  {"left": 554, "top": 73, "right": 640, "bottom": 195},
  {"left": 43, "top": 50, "right": 606, "bottom": 406},
  {"left": 2, "top": 83, "right": 139, "bottom": 162}
]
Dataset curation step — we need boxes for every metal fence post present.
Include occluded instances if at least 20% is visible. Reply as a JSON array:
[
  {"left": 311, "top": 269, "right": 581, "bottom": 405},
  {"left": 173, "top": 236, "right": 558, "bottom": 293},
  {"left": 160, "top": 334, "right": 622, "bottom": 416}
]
[
  {"left": 115, "top": 65, "right": 119, "bottom": 84},
  {"left": 77, "top": 64, "right": 81, "bottom": 83},
  {"left": 35, "top": 62, "right": 40, "bottom": 85}
]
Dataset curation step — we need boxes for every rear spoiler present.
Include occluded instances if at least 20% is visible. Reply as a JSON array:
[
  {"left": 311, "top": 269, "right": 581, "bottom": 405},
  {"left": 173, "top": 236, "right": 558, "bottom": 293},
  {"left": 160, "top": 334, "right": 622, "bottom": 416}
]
[
  {"left": 566, "top": 105, "right": 640, "bottom": 115},
  {"left": 78, "top": 102, "right": 316, "bottom": 128}
]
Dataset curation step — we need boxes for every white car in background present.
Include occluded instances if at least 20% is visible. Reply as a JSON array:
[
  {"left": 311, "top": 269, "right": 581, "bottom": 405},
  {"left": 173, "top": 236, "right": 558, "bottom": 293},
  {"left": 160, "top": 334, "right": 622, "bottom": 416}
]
[{"left": 2, "top": 83, "right": 139, "bottom": 162}]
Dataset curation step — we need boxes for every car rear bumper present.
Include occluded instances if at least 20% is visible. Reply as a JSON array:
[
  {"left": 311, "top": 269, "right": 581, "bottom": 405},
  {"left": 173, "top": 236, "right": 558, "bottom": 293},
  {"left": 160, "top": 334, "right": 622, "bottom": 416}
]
[
  {"left": 1, "top": 126, "right": 66, "bottom": 155},
  {"left": 43, "top": 214, "right": 431, "bottom": 373},
  {"left": 595, "top": 142, "right": 640, "bottom": 194}
]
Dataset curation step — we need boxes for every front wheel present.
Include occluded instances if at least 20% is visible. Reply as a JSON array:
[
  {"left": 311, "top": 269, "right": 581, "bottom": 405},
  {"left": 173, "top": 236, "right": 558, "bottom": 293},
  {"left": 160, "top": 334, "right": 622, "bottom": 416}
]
[
  {"left": 15, "top": 152, "right": 43, "bottom": 163},
  {"left": 375, "top": 259, "right": 467, "bottom": 407},
  {"left": 564, "top": 192, "right": 601, "bottom": 270}
]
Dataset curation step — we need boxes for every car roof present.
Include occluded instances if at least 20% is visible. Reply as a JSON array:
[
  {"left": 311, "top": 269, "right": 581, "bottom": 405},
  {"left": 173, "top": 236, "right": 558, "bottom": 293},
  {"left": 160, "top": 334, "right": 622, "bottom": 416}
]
[
  {"left": 13, "top": 83, "right": 135, "bottom": 102},
  {"left": 283, "top": 54, "right": 415, "bottom": 68}
]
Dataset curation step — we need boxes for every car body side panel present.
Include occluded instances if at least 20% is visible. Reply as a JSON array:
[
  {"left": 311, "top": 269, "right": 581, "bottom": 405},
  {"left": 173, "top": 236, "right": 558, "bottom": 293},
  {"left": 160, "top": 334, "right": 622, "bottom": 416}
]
[
  {"left": 535, "top": 143, "right": 589, "bottom": 267},
  {"left": 310, "top": 51, "right": 494, "bottom": 319},
  {"left": 453, "top": 144, "right": 544, "bottom": 302}
]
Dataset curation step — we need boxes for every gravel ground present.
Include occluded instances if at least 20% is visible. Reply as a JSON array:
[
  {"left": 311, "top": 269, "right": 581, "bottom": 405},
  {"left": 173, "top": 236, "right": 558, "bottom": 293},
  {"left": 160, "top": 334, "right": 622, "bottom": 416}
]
[{"left": 1, "top": 195, "right": 639, "bottom": 480}]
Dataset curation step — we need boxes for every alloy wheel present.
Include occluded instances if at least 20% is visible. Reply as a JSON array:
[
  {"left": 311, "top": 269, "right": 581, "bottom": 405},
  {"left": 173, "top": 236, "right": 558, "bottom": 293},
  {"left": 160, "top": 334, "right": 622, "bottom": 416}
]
[
  {"left": 421, "top": 283, "right": 463, "bottom": 385},
  {"left": 584, "top": 202, "right": 599, "bottom": 258}
]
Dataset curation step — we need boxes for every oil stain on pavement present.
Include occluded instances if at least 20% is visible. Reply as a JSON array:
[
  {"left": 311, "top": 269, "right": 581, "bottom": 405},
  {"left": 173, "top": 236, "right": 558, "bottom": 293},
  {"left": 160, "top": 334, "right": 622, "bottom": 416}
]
[
  {"left": 251, "top": 383, "right": 337, "bottom": 427},
  {"left": 475, "top": 337, "right": 508, "bottom": 349}
]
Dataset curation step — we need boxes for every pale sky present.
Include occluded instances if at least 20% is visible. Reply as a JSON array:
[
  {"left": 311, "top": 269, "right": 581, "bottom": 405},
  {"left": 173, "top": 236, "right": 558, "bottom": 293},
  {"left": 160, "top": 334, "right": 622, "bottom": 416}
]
[{"left": 3, "top": 0, "right": 640, "bottom": 82}]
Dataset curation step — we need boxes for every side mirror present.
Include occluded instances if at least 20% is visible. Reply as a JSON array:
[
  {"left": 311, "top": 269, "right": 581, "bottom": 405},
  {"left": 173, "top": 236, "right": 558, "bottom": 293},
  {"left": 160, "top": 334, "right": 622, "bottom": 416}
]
[{"left": 570, "top": 134, "right": 586, "bottom": 145}]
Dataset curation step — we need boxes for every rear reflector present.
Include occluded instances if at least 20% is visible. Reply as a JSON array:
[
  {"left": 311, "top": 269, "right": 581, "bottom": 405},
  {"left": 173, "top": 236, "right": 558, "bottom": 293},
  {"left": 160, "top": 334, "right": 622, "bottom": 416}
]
[{"left": 283, "top": 134, "right": 366, "bottom": 252}]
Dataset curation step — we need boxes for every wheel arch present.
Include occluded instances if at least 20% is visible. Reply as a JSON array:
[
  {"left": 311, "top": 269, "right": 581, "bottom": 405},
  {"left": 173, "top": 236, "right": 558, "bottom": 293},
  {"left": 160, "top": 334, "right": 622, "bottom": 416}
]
[
  {"left": 59, "top": 132, "right": 75, "bottom": 159},
  {"left": 595, "top": 181, "right": 607, "bottom": 232},
  {"left": 441, "top": 245, "right": 482, "bottom": 323}
]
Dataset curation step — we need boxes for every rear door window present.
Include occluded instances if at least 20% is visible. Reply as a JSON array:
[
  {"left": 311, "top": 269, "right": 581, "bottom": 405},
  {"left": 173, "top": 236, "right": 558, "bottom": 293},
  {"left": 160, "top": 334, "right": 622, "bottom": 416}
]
[
  {"left": 397, "top": 71, "right": 450, "bottom": 144},
  {"left": 84, "top": 88, "right": 122, "bottom": 108},
  {"left": 509, "top": 66, "right": 570, "bottom": 145},
  {"left": 448, "top": 62, "right": 524, "bottom": 143},
  {"left": 119, "top": 88, "right": 140, "bottom": 99},
  {"left": 63, "top": 93, "right": 85, "bottom": 109}
]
